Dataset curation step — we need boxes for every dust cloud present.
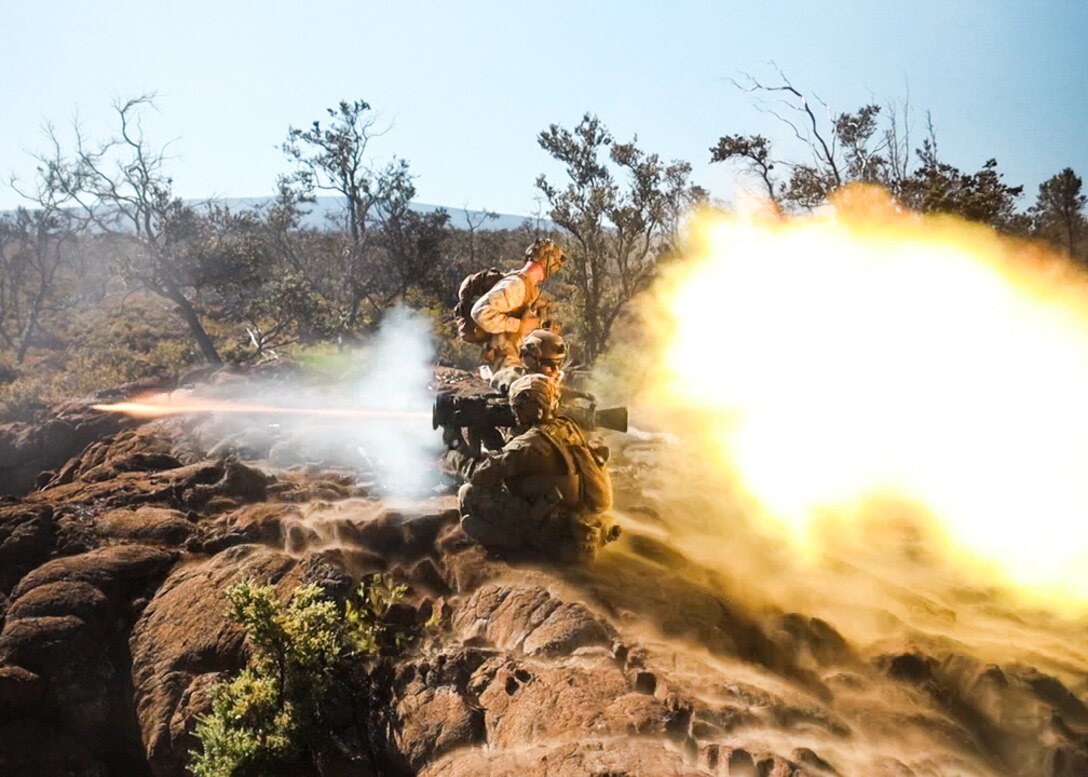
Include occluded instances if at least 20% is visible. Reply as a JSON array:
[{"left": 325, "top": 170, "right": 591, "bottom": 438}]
[
  {"left": 347, "top": 308, "right": 442, "bottom": 496},
  {"left": 593, "top": 183, "right": 1088, "bottom": 645},
  {"left": 578, "top": 187, "right": 1088, "bottom": 774}
]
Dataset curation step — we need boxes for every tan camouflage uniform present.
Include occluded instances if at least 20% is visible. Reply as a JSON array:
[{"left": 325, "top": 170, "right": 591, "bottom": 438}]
[{"left": 470, "top": 271, "right": 541, "bottom": 369}]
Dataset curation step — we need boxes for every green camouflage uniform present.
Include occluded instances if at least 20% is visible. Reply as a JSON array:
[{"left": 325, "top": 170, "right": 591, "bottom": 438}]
[{"left": 458, "top": 418, "right": 614, "bottom": 563}]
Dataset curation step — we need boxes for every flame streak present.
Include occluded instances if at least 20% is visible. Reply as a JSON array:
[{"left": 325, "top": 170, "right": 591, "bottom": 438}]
[
  {"left": 653, "top": 186, "right": 1088, "bottom": 604},
  {"left": 92, "top": 395, "right": 429, "bottom": 421}
]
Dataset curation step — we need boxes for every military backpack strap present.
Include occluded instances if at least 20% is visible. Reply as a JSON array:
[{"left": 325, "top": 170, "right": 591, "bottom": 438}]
[
  {"left": 533, "top": 424, "right": 582, "bottom": 507},
  {"left": 539, "top": 418, "right": 613, "bottom": 514}
]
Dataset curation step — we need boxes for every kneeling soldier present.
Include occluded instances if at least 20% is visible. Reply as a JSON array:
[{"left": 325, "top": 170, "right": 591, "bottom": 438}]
[{"left": 458, "top": 374, "right": 619, "bottom": 563}]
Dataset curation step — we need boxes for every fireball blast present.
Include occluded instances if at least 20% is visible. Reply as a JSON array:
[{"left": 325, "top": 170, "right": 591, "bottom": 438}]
[{"left": 644, "top": 184, "right": 1088, "bottom": 606}]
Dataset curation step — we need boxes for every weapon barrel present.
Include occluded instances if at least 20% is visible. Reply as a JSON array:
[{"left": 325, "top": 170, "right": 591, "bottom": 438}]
[
  {"left": 559, "top": 404, "right": 628, "bottom": 433},
  {"left": 595, "top": 406, "right": 628, "bottom": 433},
  {"left": 433, "top": 392, "right": 516, "bottom": 430},
  {"left": 435, "top": 390, "right": 627, "bottom": 435}
]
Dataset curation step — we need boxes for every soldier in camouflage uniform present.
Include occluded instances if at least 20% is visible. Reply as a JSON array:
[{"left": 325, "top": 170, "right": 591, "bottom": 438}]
[
  {"left": 489, "top": 328, "right": 569, "bottom": 395},
  {"left": 445, "top": 329, "right": 572, "bottom": 481},
  {"left": 458, "top": 374, "right": 619, "bottom": 563},
  {"left": 471, "top": 239, "right": 565, "bottom": 369}
]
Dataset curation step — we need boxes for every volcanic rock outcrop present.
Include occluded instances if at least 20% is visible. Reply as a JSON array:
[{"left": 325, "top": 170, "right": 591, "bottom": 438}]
[{"left": 0, "top": 371, "right": 1086, "bottom": 776}]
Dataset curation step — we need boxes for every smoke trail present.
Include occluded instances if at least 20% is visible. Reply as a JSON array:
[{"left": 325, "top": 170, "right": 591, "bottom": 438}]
[{"left": 161, "top": 307, "right": 442, "bottom": 499}]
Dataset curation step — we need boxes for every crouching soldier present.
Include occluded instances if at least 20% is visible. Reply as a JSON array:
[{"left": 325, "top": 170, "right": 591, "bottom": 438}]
[
  {"left": 467, "top": 238, "right": 565, "bottom": 370},
  {"left": 445, "top": 329, "right": 572, "bottom": 478},
  {"left": 458, "top": 374, "right": 620, "bottom": 563},
  {"left": 489, "top": 328, "right": 569, "bottom": 395}
]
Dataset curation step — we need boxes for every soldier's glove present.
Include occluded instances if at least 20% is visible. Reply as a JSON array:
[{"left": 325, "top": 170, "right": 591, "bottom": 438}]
[{"left": 441, "top": 424, "right": 463, "bottom": 450}]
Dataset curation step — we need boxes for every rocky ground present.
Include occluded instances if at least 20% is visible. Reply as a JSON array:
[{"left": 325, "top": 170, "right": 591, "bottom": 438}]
[{"left": 1, "top": 368, "right": 1086, "bottom": 776}]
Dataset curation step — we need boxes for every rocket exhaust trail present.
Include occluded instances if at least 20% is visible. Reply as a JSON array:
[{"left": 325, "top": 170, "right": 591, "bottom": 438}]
[{"left": 91, "top": 393, "right": 430, "bottom": 421}]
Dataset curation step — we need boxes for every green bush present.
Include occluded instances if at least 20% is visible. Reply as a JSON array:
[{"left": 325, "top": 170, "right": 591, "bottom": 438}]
[
  {"left": 189, "top": 575, "right": 408, "bottom": 777},
  {"left": 0, "top": 375, "right": 52, "bottom": 422}
]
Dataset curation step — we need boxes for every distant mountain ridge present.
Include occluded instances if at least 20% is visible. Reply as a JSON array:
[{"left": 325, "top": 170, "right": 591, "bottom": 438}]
[
  {"left": 208, "top": 196, "right": 554, "bottom": 232},
  {"left": 0, "top": 196, "right": 556, "bottom": 233}
]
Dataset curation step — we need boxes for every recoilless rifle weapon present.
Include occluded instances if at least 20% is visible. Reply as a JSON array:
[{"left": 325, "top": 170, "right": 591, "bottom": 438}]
[{"left": 432, "top": 390, "right": 628, "bottom": 455}]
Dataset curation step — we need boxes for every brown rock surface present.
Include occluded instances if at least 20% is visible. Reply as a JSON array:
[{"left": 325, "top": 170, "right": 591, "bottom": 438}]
[
  {"left": 0, "top": 401, "right": 137, "bottom": 497},
  {"left": 389, "top": 652, "right": 487, "bottom": 771},
  {"left": 0, "top": 370, "right": 1085, "bottom": 777},
  {"left": 0, "top": 720, "right": 110, "bottom": 777},
  {"left": 420, "top": 739, "right": 711, "bottom": 777},
  {"left": 95, "top": 505, "right": 198, "bottom": 546},
  {"left": 129, "top": 544, "right": 351, "bottom": 777},
  {"left": 0, "top": 503, "right": 54, "bottom": 594},
  {"left": 0, "top": 544, "right": 177, "bottom": 775},
  {"left": 453, "top": 583, "right": 615, "bottom": 657}
]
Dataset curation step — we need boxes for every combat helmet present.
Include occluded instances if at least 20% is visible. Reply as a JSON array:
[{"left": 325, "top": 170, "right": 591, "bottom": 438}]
[
  {"left": 525, "top": 238, "right": 565, "bottom": 277},
  {"left": 520, "top": 329, "right": 568, "bottom": 374},
  {"left": 509, "top": 373, "right": 559, "bottom": 425}
]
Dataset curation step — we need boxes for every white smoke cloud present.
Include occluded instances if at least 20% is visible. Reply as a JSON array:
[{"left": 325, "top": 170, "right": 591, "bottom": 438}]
[
  {"left": 350, "top": 307, "right": 443, "bottom": 497},
  {"left": 181, "top": 307, "right": 442, "bottom": 499}
]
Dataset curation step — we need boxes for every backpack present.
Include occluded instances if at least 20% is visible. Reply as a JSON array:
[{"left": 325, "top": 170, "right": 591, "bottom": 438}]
[
  {"left": 455, "top": 268, "right": 507, "bottom": 343},
  {"left": 540, "top": 417, "right": 613, "bottom": 513}
]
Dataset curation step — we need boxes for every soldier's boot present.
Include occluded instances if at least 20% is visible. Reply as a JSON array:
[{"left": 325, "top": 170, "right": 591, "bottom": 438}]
[{"left": 551, "top": 519, "right": 599, "bottom": 565}]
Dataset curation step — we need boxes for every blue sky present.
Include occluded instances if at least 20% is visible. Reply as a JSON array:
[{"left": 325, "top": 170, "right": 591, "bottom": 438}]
[{"left": 1, "top": 1, "right": 1085, "bottom": 216}]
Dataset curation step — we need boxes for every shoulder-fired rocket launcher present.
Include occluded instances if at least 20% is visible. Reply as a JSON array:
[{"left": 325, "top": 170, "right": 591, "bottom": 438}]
[{"left": 432, "top": 390, "right": 628, "bottom": 437}]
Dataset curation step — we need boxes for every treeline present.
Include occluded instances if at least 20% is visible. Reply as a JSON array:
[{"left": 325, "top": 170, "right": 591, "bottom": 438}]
[
  {"left": 0, "top": 98, "right": 700, "bottom": 396},
  {"left": 0, "top": 98, "right": 546, "bottom": 372},
  {"left": 0, "top": 83, "right": 1085, "bottom": 421},
  {"left": 712, "top": 74, "right": 1087, "bottom": 253}
]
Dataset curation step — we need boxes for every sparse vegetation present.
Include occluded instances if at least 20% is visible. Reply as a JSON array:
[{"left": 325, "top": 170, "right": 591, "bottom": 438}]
[
  {"left": 189, "top": 574, "right": 410, "bottom": 777},
  {"left": 0, "top": 89, "right": 1083, "bottom": 422},
  {"left": 708, "top": 69, "right": 1086, "bottom": 246},
  {"left": 536, "top": 114, "right": 706, "bottom": 360}
]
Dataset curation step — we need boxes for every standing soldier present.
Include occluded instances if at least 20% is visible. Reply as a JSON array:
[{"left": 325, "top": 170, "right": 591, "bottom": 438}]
[{"left": 469, "top": 239, "right": 565, "bottom": 369}]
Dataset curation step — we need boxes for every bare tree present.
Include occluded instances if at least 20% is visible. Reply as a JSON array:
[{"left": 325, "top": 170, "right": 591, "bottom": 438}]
[
  {"left": 8, "top": 137, "right": 81, "bottom": 362},
  {"left": 537, "top": 114, "right": 705, "bottom": 361},
  {"left": 461, "top": 205, "right": 498, "bottom": 266},
  {"left": 0, "top": 214, "right": 19, "bottom": 349},
  {"left": 7, "top": 208, "right": 76, "bottom": 363},
  {"left": 715, "top": 69, "right": 895, "bottom": 209},
  {"left": 282, "top": 99, "right": 425, "bottom": 330},
  {"left": 51, "top": 96, "right": 222, "bottom": 363},
  {"left": 712, "top": 69, "right": 1026, "bottom": 232}
]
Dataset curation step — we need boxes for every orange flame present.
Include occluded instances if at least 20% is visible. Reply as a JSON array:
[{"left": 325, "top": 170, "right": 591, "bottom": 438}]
[
  {"left": 92, "top": 392, "right": 429, "bottom": 421},
  {"left": 647, "top": 185, "right": 1088, "bottom": 606}
]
